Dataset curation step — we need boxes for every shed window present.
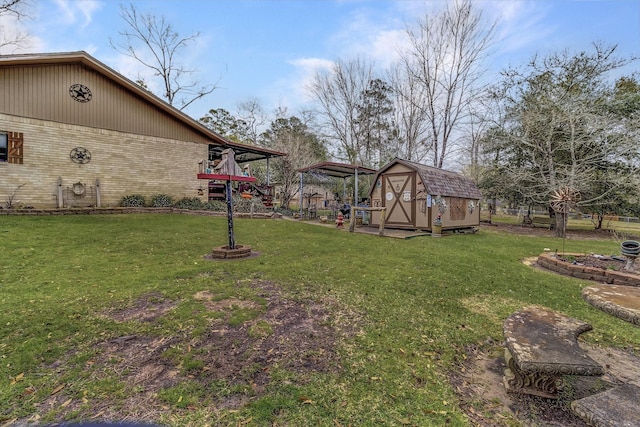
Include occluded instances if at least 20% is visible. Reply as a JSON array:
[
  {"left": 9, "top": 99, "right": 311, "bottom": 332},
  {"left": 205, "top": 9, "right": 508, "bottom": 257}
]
[{"left": 0, "top": 133, "right": 7, "bottom": 162}]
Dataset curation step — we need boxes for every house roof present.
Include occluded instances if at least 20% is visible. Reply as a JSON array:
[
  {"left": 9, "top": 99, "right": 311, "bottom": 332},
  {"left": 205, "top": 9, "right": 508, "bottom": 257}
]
[
  {"left": 298, "top": 161, "right": 377, "bottom": 179},
  {"left": 0, "top": 51, "right": 286, "bottom": 163},
  {"left": 372, "top": 158, "right": 482, "bottom": 199}
]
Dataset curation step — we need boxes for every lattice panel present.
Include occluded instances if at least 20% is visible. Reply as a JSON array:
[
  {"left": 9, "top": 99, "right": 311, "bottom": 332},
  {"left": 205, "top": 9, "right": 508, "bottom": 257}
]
[{"left": 450, "top": 197, "right": 467, "bottom": 221}]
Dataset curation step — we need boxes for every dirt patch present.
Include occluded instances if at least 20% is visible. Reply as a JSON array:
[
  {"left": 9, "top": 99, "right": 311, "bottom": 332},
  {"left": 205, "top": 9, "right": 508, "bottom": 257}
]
[
  {"left": 451, "top": 341, "right": 640, "bottom": 426},
  {"left": 193, "top": 281, "right": 341, "bottom": 391},
  {"left": 33, "top": 280, "right": 346, "bottom": 424},
  {"left": 193, "top": 290, "right": 260, "bottom": 312},
  {"left": 108, "top": 291, "right": 178, "bottom": 322},
  {"left": 97, "top": 335, "right": 180, "bottom": 390},
  {"left": 16, "top": 281, "right": 348, "bottom": 424}
]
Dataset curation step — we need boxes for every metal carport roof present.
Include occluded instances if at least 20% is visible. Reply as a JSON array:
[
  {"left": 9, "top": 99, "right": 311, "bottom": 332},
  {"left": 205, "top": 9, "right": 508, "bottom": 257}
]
[
  {"left": 297, "top": 162, "right": 378, "bottom": 213},
  {"left": 297, "top": 161, "right": 377, "bottom": 178}
]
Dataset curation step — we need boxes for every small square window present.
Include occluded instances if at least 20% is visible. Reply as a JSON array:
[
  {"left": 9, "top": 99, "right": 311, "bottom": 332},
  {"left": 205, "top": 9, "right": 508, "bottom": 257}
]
[{"left": 0, "top": 133, "right": 7, "bottom": 162}]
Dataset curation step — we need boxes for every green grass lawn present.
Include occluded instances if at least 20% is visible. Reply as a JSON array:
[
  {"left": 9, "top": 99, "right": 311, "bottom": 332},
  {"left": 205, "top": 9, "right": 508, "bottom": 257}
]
[{"left": 1, "top": 214, "right": 639, "bottom": 426}]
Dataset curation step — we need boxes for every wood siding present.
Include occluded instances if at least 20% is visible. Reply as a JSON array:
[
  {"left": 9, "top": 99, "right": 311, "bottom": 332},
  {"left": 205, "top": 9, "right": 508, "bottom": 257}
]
[
  {"left": 369, "top": 161, "right": 480, "bottom": 230},
  {"left": 0, "top": 63, "right": 211, "bottom": 144}
]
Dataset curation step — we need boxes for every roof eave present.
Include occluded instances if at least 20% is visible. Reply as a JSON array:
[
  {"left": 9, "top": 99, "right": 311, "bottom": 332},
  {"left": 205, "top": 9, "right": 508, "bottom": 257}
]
[{"left": 0, "top": 51, "right": 287, "bottom": 160}]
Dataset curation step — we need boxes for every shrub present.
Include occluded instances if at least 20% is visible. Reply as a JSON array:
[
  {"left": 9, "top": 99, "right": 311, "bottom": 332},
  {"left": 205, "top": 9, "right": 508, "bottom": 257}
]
[
  {"left": 233, "top": 196, "right": 269, "bottom": 213},
  {"left": 274, "top": 206, "right": 294, "bottom": 217},
  {"left": 169, "top": 196, "right": 270, "bottom": 212},
  {"left": 202, "top": 200, "right": 226, "bottom": 211},
  {"left": 151, "top": 194, "right": 174, "bottom": 207},
  {"left": 233, "top": 196, "right": 252, "bottom": 213},
  {"left": 173, "top": 197, "right": 204, "bottom": 210},
  {"left": 120, "top": 194, "right": 146, "bottom": 207}
]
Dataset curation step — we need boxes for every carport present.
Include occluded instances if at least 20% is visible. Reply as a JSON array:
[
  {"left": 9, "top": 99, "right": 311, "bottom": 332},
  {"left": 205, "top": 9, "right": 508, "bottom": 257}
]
[{"left": 297, "top": 162, "right": 377, "bottom": 215}]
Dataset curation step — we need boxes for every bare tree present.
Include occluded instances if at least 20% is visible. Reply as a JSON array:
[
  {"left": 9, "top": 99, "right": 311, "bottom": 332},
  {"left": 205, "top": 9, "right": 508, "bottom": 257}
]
[
  {"left": 399, "top": 0, "right": 495, "bottom": 168},
  {"left": 457, "top": 96, "right": 493, "bottom": 181},
  {"left": 0, "top": 0, "right": 32, "bottom": 52},
  {"left": 309, "top": 57, "right": 374, "bottom": 164},
  {"left": 110, "top": 3, "right": 217, "bottom": 110},
  {"left": 236, "top": 98, "right": 268, "bottom": 145},
  {"left": 0, "top": 0, "right": 29, "bottom": 18},
  {"left": 387, "top": 61, "right": 429, "bottom": 162}
]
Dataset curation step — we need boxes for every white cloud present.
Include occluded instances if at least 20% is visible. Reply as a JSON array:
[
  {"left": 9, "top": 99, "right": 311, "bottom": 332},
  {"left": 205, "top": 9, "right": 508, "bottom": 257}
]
[
  {"left": 77, "top": 0, "right": 102, "bottom": 28},
  {"left": 3, "top": 0, "right": 105, "bottom": 54},
  {"left": 281, "top": 57, "right": 335, "bottom": 105},
  {"left": 53, "top": 0, "right": 74, "bottom": 24},
  {"left": 83, "top": 43, "right": 99, "bottom": 56},
  {"left": 367, "top": 28, "right": 409, "bottom": 68},
  {"left": 263, "top": 3, "right": 412, "bottom": 112},
  {"left": 53, "top": 0, "right": 102, "bottom": 28},
  {"left": 329, "top": 8, "right": 407, "bottom": 67},
  {"left": 482, "top": 0, "right": 555, "bottom": 54},
  {"left": 111, "top": 53, "right": 160, "bottom": 93},
  {"left": 0, "top": 14, "right": 44, "bottom": 54},
  {"left": 290, "top": 57, "right": 335, "bottom": 73}
]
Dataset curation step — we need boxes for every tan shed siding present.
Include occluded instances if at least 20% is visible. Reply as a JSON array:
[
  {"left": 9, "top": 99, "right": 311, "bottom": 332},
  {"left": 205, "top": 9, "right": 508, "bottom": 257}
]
[
  {"left": 439, "top": 196, "right": 480, "bottom": 229},
  {"left": 0, "top": 63, "right": 211, "bottom": 144},
  {"left": 368, "top": 160, "right": 481, "bottom": 230},
  {"left": 390, "top": 164, "right": 412, "bottom": 174},
  {"left": 0, "top": 113, "right": 207, "bottom": 208},
  {"left": 415, "top": 177, "right": 428, "bottom": 228}
]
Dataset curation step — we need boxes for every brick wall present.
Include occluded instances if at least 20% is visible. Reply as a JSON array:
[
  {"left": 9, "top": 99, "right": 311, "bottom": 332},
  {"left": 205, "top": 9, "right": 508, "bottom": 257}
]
[{"left": 0, "top": 113, "right": 208, "bottom": 208}]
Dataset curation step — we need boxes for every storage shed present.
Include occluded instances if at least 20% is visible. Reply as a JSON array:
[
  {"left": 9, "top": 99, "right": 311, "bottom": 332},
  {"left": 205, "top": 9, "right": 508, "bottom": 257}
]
[{"left": 368, "top": 158, "right": 481, "bottom": 231}]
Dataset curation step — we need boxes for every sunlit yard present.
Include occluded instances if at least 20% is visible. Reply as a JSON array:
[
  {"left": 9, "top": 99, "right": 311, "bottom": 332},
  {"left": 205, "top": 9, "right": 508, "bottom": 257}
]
[{"left": 1, "top": 214, "right": 639, "bottom": 426}]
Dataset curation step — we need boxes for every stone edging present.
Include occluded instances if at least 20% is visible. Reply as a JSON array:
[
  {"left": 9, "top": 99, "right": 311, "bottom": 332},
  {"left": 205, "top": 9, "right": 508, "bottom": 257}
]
[
  {"left": 0, "top": 207, "right": 281, "bottom": 219},
  {"left": 581, "top": 284, "right": 640, "bottom": 327},
  {"left": 536, "top": 253, "right": 640, "bottom": 287},
  {"left": 571, "top": 383, "right": 640, "bottom": 426}
]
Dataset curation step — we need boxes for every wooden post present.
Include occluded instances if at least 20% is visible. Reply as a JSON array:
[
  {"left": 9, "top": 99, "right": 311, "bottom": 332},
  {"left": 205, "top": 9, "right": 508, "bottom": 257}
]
[
  {"left": 95, "top": 178, "right": 101, "bottom": 208},
  {"left": 379, "top": 208, "right": 385, "bottom": 236},
  {"left": 349, "top": 206, "right": 356, "bottom": 232},
  {"left": 57, "top": 177, "right": 63, "bottom": 208},
  {"left": 348, "top": 206, "right": 385, "bottom": 236}
]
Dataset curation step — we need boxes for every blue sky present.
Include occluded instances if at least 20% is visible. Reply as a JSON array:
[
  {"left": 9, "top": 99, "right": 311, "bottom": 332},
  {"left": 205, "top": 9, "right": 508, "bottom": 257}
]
[{"left": 2, "top": 0, "right": 639, "bottom": 122}]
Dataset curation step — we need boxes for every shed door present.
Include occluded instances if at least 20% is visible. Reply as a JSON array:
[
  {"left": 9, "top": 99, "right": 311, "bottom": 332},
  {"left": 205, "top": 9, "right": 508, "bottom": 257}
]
[{"left": 382, "top": 172, "right": 416, "bottom": 227}]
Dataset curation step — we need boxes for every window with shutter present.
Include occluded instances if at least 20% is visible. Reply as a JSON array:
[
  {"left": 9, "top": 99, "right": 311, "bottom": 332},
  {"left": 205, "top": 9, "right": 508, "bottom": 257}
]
[
  {"left": 8, "top": 132, "right": 24, "bottom": 164},
  {"left": 0, "top": 133, "right": 7, "bottom": 162}
]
